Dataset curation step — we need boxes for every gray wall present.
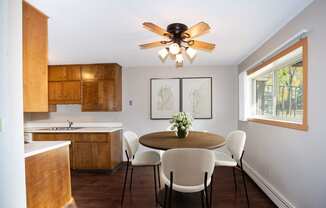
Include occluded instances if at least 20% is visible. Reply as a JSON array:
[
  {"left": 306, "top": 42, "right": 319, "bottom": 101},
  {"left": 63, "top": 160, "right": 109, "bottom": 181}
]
[
  {"left": 27, "top": 65, "right": 238, "bottom": 137},
  {"left": 0, "top": 0, "right": 26, "bottom": 207},
  {"left": 239, "top": 0, "right": 326, "bottom": 207}
]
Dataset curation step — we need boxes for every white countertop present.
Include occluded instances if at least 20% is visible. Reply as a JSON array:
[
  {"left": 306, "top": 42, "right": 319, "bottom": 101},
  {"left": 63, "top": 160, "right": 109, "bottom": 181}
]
[
  {"left": 24, "top": 127, "right": 122, "bottom": 133},
  {"left": 24, "top": 122, "right": 123, "bottom": 133},
  {"left": 24, "top": 141, "right": 70, "bottom": 158}
]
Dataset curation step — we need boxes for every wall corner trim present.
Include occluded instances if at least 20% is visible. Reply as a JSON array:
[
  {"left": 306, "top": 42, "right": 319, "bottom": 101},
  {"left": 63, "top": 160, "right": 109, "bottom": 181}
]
[{"left": 243, "top": 160, "right": 296, "bottom": 208}]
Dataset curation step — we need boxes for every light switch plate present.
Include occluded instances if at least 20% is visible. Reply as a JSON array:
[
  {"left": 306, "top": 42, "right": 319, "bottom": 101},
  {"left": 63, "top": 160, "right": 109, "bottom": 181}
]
[{"left": 0, "top": 117, "right": 3, "bottom": 132}]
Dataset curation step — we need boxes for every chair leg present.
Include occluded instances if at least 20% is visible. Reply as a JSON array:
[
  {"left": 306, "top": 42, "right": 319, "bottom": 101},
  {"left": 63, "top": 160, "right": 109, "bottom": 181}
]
[
  {"left": 121, "top": 162, "right": 130, "bottom": 205},
  {"left": 232, "top": 167, "right": 237, "bottom": 193},
  {"left": 201, "top": 190, "right": 205, "bottom": 208},
  {"left": 164, "top": 184, "right": 168, "bottom": 208},
  {"left": 210, "top": 172, "right": 214, "bottom": 208},
  {"left": 153, "top": 166, "right": 158, "bottom": 204},
  {"left": 240, "top": 157, "right": 250, "bottom": 207},
  {"left": 157, "top": 165, "right": 161, "bottom": 189},
  {"left": 129, "top": 167, "right": 134, "bottom": 191},
  {"left": 204, "top": 172, "right": 209, "bottom": 208},
  {"left": 169, "top": 172, "right": 173, "bottom": 208}
]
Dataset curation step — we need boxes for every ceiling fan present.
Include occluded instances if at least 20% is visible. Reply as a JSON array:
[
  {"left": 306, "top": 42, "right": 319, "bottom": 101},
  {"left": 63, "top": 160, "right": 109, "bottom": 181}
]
[{"left": 139, "top": 22, "right": 215, "bottom": 66}]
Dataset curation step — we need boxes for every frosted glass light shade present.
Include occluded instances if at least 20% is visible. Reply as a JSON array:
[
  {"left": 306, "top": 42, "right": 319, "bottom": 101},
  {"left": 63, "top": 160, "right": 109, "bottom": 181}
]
[
  {"left": 186, "top": 47, "right": 197, "bottom": 59},
  {"left": 169, "top": 43, "right": 181, "bottom": 55},
  {"left": 176, "top": 53, "right": 183, "bottom": 64},
  {"left": 158, "top": 48, "right": 169, "bottom": 60}
]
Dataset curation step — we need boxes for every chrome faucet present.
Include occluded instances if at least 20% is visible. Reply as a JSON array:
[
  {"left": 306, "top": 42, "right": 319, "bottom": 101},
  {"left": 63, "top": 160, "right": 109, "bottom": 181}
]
[{"left": 67, "top": 120, "right": 74, "bottom": 129}]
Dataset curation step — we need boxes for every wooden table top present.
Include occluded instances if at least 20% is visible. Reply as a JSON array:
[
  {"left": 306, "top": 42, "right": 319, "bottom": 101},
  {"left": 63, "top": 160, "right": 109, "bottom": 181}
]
[{"left": 139, "top": 131, "right": 225, "bottom": 150}]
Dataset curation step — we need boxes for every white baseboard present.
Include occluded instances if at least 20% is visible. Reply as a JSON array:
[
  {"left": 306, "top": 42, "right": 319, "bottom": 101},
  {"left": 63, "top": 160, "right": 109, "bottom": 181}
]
[{"left": 242, "top": 160, "right": 295, "bottom": 208}]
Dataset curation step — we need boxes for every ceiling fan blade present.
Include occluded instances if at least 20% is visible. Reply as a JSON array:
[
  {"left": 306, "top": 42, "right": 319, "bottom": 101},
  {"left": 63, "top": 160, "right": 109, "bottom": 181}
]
[
  {"left": 139, "top": 41, "right": 166, "bottom": 49},
  {"left": 189, "top": 40, "right": 215, "bottom": 51},
  {"left": 183, "top": 22, "right": 210, "bottom": 38},
  {"left": 143, "top": 22, "right": 171, "bottom": 37}
]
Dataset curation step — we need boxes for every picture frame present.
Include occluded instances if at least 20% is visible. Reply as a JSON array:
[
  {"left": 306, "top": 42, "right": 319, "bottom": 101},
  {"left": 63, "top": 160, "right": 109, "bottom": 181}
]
[
  {"left": 150, "top": 78, "right": 181, "bottom": 120},
  {"left": 181, "top": 77, "right": 212, "bottom": 119}
]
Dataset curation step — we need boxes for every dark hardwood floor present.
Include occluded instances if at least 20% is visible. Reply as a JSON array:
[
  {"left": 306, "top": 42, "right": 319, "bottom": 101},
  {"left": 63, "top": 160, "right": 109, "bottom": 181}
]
[{"left": 70, "top": 165, "right": 276, "bottom": 208}]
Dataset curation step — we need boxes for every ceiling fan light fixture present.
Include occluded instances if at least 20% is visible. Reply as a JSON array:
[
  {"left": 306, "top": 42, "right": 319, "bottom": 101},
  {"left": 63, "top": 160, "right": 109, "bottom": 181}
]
[
  {"left": 158, "top": 48, "right": 169, "bottom": 60},
  {"left": 186, "top": 47, "right": 197, "bottom": 60},
  {"left": 169, "top": 43, "right": 181, "bottom": 55},
  {"left": 140, "top": 22, "right": 215, "bottom": 67}
]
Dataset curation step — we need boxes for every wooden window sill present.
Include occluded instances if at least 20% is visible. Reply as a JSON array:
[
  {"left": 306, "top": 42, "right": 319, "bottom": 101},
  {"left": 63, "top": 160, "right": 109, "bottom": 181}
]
[{"left": 248, "top": 118, "right": 308, "bottom": 131}]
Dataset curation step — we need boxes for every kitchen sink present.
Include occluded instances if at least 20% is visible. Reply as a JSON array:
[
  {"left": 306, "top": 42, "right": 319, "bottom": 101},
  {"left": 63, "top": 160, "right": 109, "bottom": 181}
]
[{"left": 38, "top": 127, "right": 84, "bottom": 131}]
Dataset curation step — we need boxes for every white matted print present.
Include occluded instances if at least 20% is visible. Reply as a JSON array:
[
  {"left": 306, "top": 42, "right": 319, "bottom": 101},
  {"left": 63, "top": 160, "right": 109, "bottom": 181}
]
[
  {"left": 182, "top": 77, "right": 212, "bottom": 119},
  {"left": 150, "top": 78, "right": 181, "bottom": 119}
]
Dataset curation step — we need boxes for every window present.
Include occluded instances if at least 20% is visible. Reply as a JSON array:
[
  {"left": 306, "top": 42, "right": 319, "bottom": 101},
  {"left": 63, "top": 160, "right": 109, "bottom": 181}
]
[{"left": 247, "top": 38, "right": 308, "bottom": 130}]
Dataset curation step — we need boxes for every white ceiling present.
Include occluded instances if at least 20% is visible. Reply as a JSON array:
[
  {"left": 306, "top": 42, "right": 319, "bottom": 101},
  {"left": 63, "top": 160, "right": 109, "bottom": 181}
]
[{"left": 27, "top": 0, "right": 314, "bottom": 67}]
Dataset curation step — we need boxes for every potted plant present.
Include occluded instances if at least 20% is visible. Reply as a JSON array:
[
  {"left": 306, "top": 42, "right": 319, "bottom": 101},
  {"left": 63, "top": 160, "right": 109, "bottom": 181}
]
[{"left": 170, "top": 112, "right": 193, "bottom": 138}]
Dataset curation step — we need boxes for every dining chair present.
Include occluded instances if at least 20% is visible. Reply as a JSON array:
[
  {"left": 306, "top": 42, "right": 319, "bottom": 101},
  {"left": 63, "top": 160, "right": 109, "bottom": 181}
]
[
  {"left": 161, "top": 148, "right": 215, "bottom": 208},
  {"left": 214, "top": 130, "right": 249, "bottom": 207},
  {"left": 121, "top": 131, "right": 161, "bottom": 205}
]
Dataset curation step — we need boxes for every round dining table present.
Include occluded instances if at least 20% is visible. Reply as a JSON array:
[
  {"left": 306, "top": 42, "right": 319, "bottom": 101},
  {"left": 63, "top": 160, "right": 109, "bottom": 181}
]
[
  {"left": 139, "top": 130, "right": 226, "bottom": 150},
  {"left": 139, "top": 131, "right": 225, "bottom": 207}
]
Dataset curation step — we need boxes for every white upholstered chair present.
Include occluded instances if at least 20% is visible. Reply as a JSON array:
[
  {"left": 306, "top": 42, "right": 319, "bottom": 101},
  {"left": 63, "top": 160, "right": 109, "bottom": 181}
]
[
  {"left": 214, "top": 130, "right": 249, "bottom": 206},
  {"left": 161, "top": 148, "right": 215, "bottom": 208},
  {"left": 121, "top": 131, "right": 161, "bottom": 205}
]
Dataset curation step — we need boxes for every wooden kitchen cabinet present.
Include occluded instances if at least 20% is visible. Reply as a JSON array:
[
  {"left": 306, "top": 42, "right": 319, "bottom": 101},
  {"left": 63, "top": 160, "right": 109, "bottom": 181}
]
[
  {"left": 48, "top": 65, "right": 81, "bottom": 105},
  {"left": 81, "top": 64, "right": 122, "bottom": 111},
  {"left": 48, "top": 65, "right": 81, "bottom": 81},
  {"left": 81, "top": 64, "right": 118, "bottom": 80},
  {"left": 48, "top": 81, "right": 81, "bottom": 104},
  {"left": 73, "top": 132, "right": 122, "bottom": 170},
  {"left": 33, "top": 131, "right": 122, "bottom": 170},
  {"left": 73, "top": 142, "right": 111, "bottom": 169},
  {"left": 47, "top": 63, "right": 122, "bottom": 111},
  {"left": 23, "top": 2, "right": 49, "bottom": 112},
  {"left": 81, "top": 80, "right": 115, "bottom": 111},
  {"left": 109, "top": 130, "right": 123, "bottom": 168}
]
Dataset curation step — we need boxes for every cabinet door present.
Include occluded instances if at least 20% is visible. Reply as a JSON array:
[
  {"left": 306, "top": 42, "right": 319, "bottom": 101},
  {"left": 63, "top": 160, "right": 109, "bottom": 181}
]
[
  {"left": 113, "top": 67, "right": 122, "bottom": 111},
  {"left": 48, "top": 82, "right": 64, "bottom": 104},
  {"left": 73, "top": 142, "right": 110, "bottom": 169},
  {"left": 109, "top": 130, "right": 122, "bottom": 169},
  {"left": 49, "top": 81, "right": 81, "bottom": 104},
  {"left": 82, "top": 80, "right": 114, "bottom": 111},
  {"left": 81, "top": 64, "right": 116, "bottom": 80},
  {"left": 49, "top": 65, "right": 81, "bottom": 81},
  {"left": 23, "top": 2, "right": 48, "bottom": 112},
  {"left": 62, "top": 81, "right": 81, "bottom": 103}
]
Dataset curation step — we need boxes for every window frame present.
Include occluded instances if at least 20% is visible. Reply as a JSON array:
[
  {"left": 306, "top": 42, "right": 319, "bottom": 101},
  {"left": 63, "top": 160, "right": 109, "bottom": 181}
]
[{"left": 246, "top": 37, "right": 308, "bottom": 131}]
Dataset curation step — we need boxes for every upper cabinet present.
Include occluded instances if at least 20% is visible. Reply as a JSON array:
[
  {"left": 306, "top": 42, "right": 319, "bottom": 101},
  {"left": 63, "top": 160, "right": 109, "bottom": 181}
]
[
  {"left": 48, "top": 65, "right": 81, "bottom": 104},
  {"left": 48, "top": 63, "right": 122, "bottom": 112},
  {"left": 48, "top": 65, "right": 81, "bottom": 81},
  {"left": 23, "top": 2, "right": 49, "bottom": 112},
  {"left": 81, "top": 64, "right": 122, "bottom": 112}
]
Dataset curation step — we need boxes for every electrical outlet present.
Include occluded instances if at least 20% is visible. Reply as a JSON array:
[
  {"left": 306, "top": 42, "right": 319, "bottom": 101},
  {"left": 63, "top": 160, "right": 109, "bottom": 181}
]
[{"left": 129, "top": 100, "right": 133, "bottom": 106}]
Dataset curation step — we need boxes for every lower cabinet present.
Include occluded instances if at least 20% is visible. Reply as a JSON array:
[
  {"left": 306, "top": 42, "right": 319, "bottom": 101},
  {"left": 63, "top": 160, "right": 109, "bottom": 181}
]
[
  {"left": 73, "top": 142, "right": 110, "bottom": 169},
  {"left": 33, "top": 130, "right": 122, "bottom": 170}
]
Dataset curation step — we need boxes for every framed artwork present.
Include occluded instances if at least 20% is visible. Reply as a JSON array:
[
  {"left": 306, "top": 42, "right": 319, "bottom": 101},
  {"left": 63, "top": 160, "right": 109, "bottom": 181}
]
[
  {"left": 181, "top": 77, "right": 212, "bottom": 119},
  {"left": 150, "top": 78, "right": 181, "bottom": 120}
]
